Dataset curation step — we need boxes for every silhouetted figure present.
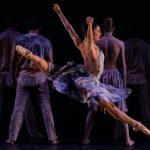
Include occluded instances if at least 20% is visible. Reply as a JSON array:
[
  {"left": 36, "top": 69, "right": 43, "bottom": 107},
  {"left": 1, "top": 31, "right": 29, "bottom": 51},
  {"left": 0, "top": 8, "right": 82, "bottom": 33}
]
[
  {"left": 0, "top": 14, "right": 42, "bottom": 139},
  {"left": 125, "top": 38, "right": 150, "bottom": 141},
  {"left": 6, "top": 17, "right": 58, "bottom": 144}
]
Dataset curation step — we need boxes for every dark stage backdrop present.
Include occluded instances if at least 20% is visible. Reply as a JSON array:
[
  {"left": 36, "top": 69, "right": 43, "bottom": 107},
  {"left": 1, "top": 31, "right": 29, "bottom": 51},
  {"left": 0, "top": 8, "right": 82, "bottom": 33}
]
[
  {"left": 1, "top": 0, "right": 150, "bottom": 64},
  {"left": 0, "top": 0, "right": 149, "bottom": 142}
]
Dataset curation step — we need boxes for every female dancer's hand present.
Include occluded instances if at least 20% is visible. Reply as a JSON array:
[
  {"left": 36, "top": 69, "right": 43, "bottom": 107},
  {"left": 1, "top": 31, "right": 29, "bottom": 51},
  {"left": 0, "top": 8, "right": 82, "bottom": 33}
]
[
  {"left": 53, "top": 3, "right": 61, "bottom": 14},
  {"left": 86, "top": 16, "right": 94, "bottom": 25}
]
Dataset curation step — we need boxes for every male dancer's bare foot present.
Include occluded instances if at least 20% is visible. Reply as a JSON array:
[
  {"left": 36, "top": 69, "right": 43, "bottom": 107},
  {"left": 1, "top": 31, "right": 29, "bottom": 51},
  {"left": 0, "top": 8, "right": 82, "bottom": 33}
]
[
  {"left": 82, "top": 139, "right": 90, "bottom": 145},
  {"left": 49, "top": 139, "right": 59, "bottom": 145},
  {"left": 126, "top": 138, "right": 135, "bottom": 146},
  {"left": 133, "top": 122, "right": 150, "bottom": 135},
  {"left": 6, "top": 139, "right": 15, "bottom": 144},
  {"left": 16, "top": 45, "right": 32, "bottom": 59}
]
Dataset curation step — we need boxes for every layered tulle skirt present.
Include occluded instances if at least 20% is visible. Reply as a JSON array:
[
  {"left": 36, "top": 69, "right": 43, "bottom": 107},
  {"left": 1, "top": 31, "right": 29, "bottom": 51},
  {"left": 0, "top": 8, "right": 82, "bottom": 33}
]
[{"left": 48, "top": 62, "right": 131, "bottom": 109}]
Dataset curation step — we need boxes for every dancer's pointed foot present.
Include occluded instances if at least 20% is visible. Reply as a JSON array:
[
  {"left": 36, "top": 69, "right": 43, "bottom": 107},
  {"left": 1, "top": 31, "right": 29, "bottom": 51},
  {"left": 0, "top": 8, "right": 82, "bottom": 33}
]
[
  {"left": 133, "top": 122, "right": 150, "bottom": 135},
  {"left": 16, "top": 45, "right": 32, "bottom": 59}
]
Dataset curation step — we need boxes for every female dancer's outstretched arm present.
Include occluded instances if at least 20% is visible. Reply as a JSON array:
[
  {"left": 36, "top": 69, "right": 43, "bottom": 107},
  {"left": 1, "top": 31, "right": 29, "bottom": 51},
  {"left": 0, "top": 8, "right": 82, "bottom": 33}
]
[
  {"left": 86, "top": 16, "right": 99, "bottom": 59},
  {"left": 86, "top": 17, "right": 94, "bottom": 47},
  {"left": 53, "top": 3, "right": 82, "bottom": 49}
]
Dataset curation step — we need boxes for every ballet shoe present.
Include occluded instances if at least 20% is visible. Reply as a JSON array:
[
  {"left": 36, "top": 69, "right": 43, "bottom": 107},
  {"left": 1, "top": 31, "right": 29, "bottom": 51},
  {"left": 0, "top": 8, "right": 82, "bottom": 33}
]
[{"left": 133, "top": 122, "right": 150, "bottom": 135}]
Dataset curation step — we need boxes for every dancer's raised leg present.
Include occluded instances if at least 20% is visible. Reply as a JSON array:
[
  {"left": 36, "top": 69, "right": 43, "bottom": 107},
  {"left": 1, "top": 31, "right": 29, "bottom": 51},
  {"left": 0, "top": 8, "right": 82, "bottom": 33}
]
[
  {"left": 100, "top": 100, "right": 150, "bottom": 136},
  {"left": 16, "top": 45, "right": 54, "bottom": 74}
]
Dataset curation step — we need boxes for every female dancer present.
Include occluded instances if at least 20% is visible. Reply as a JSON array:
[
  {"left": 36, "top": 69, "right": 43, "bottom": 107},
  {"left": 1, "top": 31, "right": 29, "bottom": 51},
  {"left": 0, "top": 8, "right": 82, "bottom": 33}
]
[{"left": 15, "top": 3, "right": 150, "bottom": 141}]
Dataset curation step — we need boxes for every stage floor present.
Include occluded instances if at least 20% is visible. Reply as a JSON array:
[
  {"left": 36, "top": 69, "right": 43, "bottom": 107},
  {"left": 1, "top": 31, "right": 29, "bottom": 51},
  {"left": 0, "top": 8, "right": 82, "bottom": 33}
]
[{"left": 0, "top": 139, "right": 150, "bottom": 150}]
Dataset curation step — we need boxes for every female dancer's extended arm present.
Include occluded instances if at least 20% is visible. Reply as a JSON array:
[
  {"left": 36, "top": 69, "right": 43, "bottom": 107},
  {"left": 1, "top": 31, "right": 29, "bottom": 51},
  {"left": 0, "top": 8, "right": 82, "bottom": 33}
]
[{"left": 53, "top": 3, "right": 82, "bottom": 49}]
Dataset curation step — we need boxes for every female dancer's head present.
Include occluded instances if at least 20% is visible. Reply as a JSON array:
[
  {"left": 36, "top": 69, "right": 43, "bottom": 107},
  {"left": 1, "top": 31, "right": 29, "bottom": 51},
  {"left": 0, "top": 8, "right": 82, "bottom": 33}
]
[{"left": 81, "top": 18, "right": 102, "bottom": 42}]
